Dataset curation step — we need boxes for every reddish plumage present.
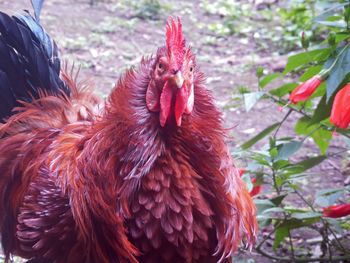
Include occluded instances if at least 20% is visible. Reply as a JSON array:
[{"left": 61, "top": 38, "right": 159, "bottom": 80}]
[
  {"left": 0, "top": 16, "right": 257, "bottom": 263},
  {"left": 0, "top": 72, "right": 138, "bottom": 263}
]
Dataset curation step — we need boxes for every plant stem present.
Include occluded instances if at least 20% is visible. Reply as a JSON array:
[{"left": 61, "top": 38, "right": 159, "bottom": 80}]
[
  {"left": 301, "top": 125, "right": 321, "bottom": 143},
  {"left": 256, "top": 221, "right": 283, "bottom": 250},
  {"left": 273, "top": 108, "right": 293, "bottom": 138},
  {"left": 324, "top": 42, "right": 350, "bottom": 74},
  {"left": 325, "top": 224, "right": 333, "bottom": 262},
  {"left": 288, "top": 228, "right": 295, "bottom": 261},
  {"left": 271, "top": 169, "right": 280, "bottom": 195},
  {"left": 327, "top": 149, "right": 349, "bottom": 157}
]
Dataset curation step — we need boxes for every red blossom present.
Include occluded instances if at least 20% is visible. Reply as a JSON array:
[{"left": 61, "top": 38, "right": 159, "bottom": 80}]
[
  {"left": 290, "top": 75, "right": 322, "bottom": 104},
  {"left": 250, "top": 178, "right": 262, "bottom": 197},
  {"left": 238, "top": 168, "right": 262, "bottom": 197},
  {"left": 330, "top": 84, "right": 350, "bottom": 129},
  {"left": 322, "top": 204, "right": 350, "bottom": 218},
  {"left": 238, "top": 168, "right": 245, "bottom": 177}
]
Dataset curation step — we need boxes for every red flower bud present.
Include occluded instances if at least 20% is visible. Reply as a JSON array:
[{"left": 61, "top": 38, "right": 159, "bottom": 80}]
[
  {"left": 238, "top": 168, "right": 245, "bottom": 177},
  {"left": 290, "top": 75, "right": 323, "bottom": 104},
  {"left": 237, "top": 168, "right": 262, "bottom": 197},
  {"left": 250, "top": 178, "right": 262, "bottom": 197},
  {"left": 322, "top": 204, "right": 350, "bottom": 218},
  {"left": 330, "top": 83, "right": 350, "bottom": 129},
  {"left": 301, "top": 31, "right": 309, "bottom": 49}
]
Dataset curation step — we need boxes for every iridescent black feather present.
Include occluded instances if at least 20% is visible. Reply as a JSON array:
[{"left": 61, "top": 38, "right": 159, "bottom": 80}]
[{"left": 0, "top": 10, "right": 68, "bottom": 121}]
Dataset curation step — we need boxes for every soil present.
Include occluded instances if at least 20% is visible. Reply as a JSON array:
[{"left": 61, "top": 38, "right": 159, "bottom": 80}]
[{"left": 0, "top": 0, "right": 349, "bottom": 262}]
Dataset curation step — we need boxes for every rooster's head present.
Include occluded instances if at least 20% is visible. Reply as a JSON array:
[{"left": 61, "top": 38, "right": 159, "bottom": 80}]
[{"left": 146, "top": 16, "right": 195, "bottom": 127}]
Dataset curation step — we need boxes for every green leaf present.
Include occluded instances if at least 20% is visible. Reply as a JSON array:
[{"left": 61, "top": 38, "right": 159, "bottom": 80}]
[
  {"left": 291, "top": 211, "right": 322, "bottom": 219},
  {"left": 259, "top": 73, "right": 280, "bottom": 88},
  {"left": 300, "top": 65, "right": 323, "bottom": 81},
  {"left": 294, "top": 155, "right": 327, "bottom": 172},
  {"left": 273, "top": 159, "right": 290, "bottom": 170},
  {"left": 262, "top": 207, "right": 285, "bottom": 214},
  {"left": 254, "top": 199, "right": 275, "bottom": 214},
  {"left": 284, "top": 207, "right": 309, "bottom": 214},
  {"left": 334, "top": 32, "right": 350, "bottom": 44},
  {"left": 295, "top": 117, "right": 332, "bottom": 154},
  {"left": 309, "top": 95, "right": 332, "bottom": 125},
  {"left": 274, "top": 226, "right": 289, "bottom": 249},
  {"left": 283, "top": 48, "right": 330, "bottom": 74},
  {"left": 315, "top": 188, "right": 344, "bottom": 207},
  {"left": 242, "top": 173, "right": 253, "bottom": 191},
  {"left": 277, "top": 141, "right": 302, "bottom": 160},
  {"left": 241, "top": 122, "right": 280, "bottom": 150},
  {"left": 270, "top": 194, "right": 287, "bottom": 206},
  {"left": 256, "top": 67, "right": 264, "bottom": 78},
  {"left": 295, "top": 116, "right": 311, "bottom": 135},
  {"left": 280, "top": 218, "right": 319, "bottom": 229},
  {"left": 313, "top": 3, "right": 349, "bottom": 22},
  {"left": 269, "top": 147, "right": 278, "bottom": 159},
  {"left": 326, "top": 45, "right": 350, "bottom": 101},
  {"left": 310, "top": 82, "right": 326, "bottom": 99},
  {"left": 315, "top": 196, "right": 335, "bottom": 207},
  {"left": 318, "top": 20, "right": 346, "bottom": 28},
  {"left": 288, "top": 182, "right": 301, "bottom": 190},
  {"left": 243, "top": 92, "right": 264, "bottom": 112},
  {"left": 317, "top": 187, "right": 345, "bottom": 195},
  {"left": 325, "top": 218, "right": 344, "bottom": 234},
  {"left": 251, "top": 154, "right": 270, "bottom": 166},
  {"left": 269, "top": 83, "right": 298, "bottom": 97},
  {"left": 311, "top": 129, "right": 332, "bottom": 154}
]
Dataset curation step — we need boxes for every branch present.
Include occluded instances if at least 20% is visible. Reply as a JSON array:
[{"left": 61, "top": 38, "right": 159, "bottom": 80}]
[
  {"left": 294, "top": 189, "right": 347, "bottom": 252},
  {"left": 287, "top": 228, "right": 295, "bottom": 260},
  {"left": 273, "top": 108, "right": 293, "bottom": 138},
  {"left": 256, "top": 221, "right": 283, "bottom": 250}
]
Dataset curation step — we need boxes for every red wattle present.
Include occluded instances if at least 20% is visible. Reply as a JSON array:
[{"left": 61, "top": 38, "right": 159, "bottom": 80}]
[
  {"left": 159, "top": 81, "right": 174, "bottom": 127},
  {"left": 175, "top": 83, "right": 190, "bottom": 126}
]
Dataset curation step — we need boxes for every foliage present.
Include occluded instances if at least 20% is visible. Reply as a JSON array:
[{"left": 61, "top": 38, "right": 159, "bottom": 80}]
[
  {"left": 124, "top": 0, "right": 172, "bottom": 20},
  {"left": 134, "top": 0, "right": 164, "bottom": 20},
  {"left": 201, "top": 0, "right": 331, "bottom": 52},
  {"left": 235, "top": 1, "right": 350, "bottom": 261}
]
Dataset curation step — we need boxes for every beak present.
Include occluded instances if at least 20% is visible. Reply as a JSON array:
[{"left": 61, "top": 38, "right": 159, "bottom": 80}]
[{"left": 173, "top": 71, "right": 184, "bottom": 89}]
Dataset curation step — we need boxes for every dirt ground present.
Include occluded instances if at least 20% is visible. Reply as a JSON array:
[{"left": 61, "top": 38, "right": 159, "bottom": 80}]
[{"left": 0, "top": 0, "right": 349, "bottom": 262}]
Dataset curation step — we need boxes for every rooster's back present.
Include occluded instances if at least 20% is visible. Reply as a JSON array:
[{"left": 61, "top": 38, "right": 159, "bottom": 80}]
[{"left": 0, "top": 8, "right": 131, "bottom": 263}]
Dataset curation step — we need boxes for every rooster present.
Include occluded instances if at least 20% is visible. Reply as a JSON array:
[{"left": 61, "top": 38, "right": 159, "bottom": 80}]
[{"left": 0, "top": 4, "right": 257, "bottom": 263}]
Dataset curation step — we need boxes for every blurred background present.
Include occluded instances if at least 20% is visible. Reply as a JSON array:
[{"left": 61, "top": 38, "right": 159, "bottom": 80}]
[{"left": 1, "top": 0, "right": 349, "bottom": 262}]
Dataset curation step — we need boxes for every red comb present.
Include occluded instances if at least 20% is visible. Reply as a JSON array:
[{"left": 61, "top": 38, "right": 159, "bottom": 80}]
[{"left": 166, "top": 16, "right": 186, "bottom": 66}]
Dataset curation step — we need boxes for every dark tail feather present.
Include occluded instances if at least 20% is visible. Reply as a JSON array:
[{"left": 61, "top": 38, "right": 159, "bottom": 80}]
[
  {"left": 31, "top": 0, "right": 45, "bottom": 22},
  {"left": 0, "top": 10, "right": 69, "bottom": 121}
]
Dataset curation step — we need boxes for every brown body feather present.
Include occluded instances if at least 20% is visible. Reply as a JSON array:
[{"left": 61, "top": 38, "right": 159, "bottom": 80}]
[{"left": 0, "top": 57, "right": 257, "bottom": 262}]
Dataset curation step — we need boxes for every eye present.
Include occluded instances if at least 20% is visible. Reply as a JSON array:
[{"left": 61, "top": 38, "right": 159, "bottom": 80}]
[
  {"left": 190, "top": 67, "right": 193, "bottom": 72},
  {"left": 158, "top": 63, "right": 163, "bottom": 70}
]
